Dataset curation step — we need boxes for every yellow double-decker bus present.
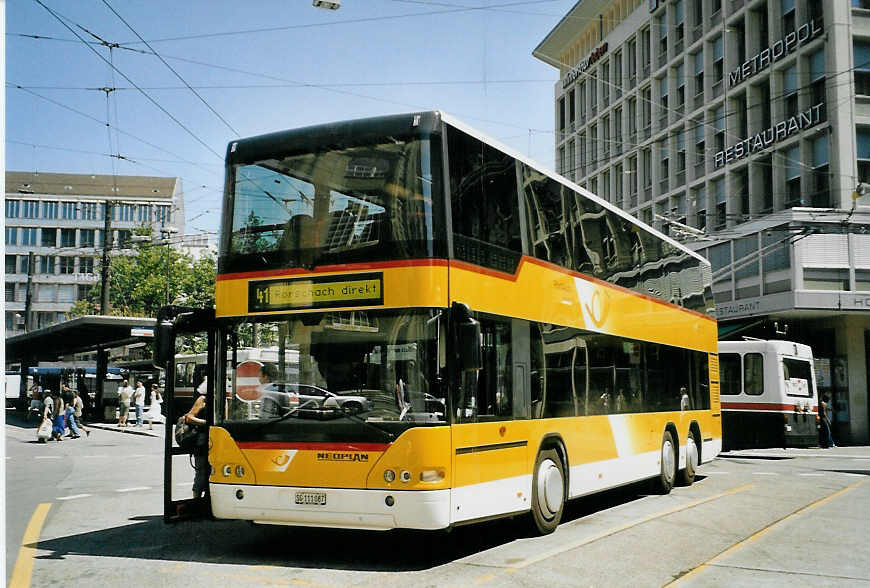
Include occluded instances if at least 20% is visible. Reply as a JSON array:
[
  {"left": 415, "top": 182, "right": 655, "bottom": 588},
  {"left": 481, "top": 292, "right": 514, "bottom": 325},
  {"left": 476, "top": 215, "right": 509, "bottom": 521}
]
[{"left": 161, "top": 111, "right": 720, "bottom": 534}]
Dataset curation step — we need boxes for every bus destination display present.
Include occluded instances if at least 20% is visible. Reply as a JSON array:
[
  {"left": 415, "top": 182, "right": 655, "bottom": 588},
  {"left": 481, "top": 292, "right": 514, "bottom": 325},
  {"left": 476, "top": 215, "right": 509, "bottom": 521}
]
[{"left": 248, "top": 273, "right": 384, "bottom": 312}]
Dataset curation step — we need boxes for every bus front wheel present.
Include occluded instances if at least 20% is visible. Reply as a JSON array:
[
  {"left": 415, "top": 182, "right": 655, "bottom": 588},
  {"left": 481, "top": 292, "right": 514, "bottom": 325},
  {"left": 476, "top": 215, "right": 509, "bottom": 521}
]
[
  {"left": 654, "top": 430, "right": 677, "bottom": 494},
  {"left": 529, "top": 448, "right": 565, "bottom": 535}
]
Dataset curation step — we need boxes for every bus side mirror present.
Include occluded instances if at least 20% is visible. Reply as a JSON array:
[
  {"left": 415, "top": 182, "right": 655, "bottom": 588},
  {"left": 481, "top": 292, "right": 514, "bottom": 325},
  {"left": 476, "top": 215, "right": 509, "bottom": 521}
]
[
  {"left": 453, "top": 302, "right": 482, "bottom": 372},
  {"left": 153, "top": 319, "right": 174, "bottom": 368}
]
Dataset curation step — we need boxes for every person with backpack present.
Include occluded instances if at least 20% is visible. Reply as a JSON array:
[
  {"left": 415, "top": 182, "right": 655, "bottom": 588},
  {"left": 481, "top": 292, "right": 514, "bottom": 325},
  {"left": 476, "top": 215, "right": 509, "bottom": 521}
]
[{"left": 182, "top": 387, "right": 209, "bottom": 498}]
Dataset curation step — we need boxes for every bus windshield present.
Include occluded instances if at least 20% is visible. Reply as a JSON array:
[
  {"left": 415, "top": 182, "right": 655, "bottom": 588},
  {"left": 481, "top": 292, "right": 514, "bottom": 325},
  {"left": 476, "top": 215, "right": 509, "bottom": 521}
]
[
  {"left": 220, "top": 310, "right": 447, "bottom": 435},
  {"left": 225, "top": 137, "right": 442, "bottom": 272}
]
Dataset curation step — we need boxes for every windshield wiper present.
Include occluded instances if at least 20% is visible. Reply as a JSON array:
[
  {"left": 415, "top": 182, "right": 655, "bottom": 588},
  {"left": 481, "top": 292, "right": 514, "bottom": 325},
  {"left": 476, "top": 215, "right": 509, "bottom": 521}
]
[
  {"left": 251, "top": 398, "right": 319, "bottom": 432},
  {"left": 321, "top": 390, "right": 396, "bottom": 441}
]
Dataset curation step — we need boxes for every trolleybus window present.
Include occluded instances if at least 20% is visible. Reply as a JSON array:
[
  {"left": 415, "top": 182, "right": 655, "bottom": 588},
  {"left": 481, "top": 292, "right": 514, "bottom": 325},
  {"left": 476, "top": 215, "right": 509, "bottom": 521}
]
[
  {"left": 744, "top": 352, "right": 764, "bottom": 396},
  {"left": 720, "top": 353, "right": 741, "bottom": 395},
  {"left": 782, "top": 358, "right": 813, "bottom": 398}
]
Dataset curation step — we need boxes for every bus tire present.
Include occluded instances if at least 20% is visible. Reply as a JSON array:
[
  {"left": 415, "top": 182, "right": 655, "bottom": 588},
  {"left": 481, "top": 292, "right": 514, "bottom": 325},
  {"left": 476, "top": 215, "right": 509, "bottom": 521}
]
[
  {"left": 529, "top": 448, "right": 565, "bottom": 535},
  {"left": 655, "top": 430, "right": 677, "bottom": 494},
  {"left": 679, "top": 431, "right": 698, "bottom": 486}
]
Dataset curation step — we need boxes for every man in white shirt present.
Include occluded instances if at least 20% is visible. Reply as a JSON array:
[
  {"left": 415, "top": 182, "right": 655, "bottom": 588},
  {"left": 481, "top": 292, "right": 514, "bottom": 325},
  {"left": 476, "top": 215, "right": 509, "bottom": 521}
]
[
  {"left": 133, "top": 381, "right": 146, "bottom": 427},
  {"left": 117, "top": 380, "right": 133, "bottom": 427}
]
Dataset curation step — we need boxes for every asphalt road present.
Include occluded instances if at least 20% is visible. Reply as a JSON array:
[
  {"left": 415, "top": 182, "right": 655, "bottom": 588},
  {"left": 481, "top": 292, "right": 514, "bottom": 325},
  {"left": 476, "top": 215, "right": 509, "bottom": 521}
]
[{"left": 6, "top": 411, "right": 870, "bottom": 587}]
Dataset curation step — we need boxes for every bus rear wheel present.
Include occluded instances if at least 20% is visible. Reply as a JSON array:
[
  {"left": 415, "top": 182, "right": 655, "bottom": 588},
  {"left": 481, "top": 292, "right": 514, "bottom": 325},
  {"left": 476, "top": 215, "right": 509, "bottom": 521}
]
[
  {"left": 529, "top": 448, "right": 565, "bottom": 535},
  {"left": 654, "top": 430, "right": 677, "bottom": 494},
  {"left": 679, "top": 431, "right": 698, "bottom": 486}
]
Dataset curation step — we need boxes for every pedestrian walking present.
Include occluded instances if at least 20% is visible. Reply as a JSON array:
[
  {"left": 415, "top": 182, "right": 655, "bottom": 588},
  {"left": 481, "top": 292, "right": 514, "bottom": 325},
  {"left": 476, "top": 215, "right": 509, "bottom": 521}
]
[
  {"left": 117, "top": 380, "right": 133, "bottom": 427},
  {"left": 49, "top": 390, "right": 66, "bottom": 442},
  {"left": 133, "top": 381, "right": 146, "bottom": 427},
  {"left": 64, "top": 400, "right": 82, "bottom": 439},
  {"left": 143, "top": 383, "right": 163, "bottom": 430},
  {"left": 820, "top": 393, "right": 836, "bottom": 448},
  {"left": 71, "top": 390, "right": 90, "bottom": 437},
  {"left": 27, "top": 384, "right": 43, "bottom": 422}
]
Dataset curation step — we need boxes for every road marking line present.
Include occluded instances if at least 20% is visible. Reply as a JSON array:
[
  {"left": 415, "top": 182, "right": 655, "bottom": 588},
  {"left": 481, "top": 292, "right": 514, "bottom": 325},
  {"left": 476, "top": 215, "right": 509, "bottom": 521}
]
[
  {"left": 704, "top": 471, "right": 729, "bottom": 475},
  {"left": 34, "top": 456, "right": 62, "bottom": 460},
  {"left": 799, "top": 473, "right": 824, "bottom": 476},
  {"left": 752, "top": 472, "right": 778, "bottom": 476},
  {"left": 490, "top": 484, "right": 755, "bottom": 576},
  {"left": 9, "top": 502, "right": 51, "bottom": 588},
  {"left": 667, "top": 478, "right": 867, "bottom": 586},
  {"left": 57, "top": 494, "right": 92, "bottom": 501},
  {"left": 116, "top": 486, "right": 151, "bottom": 493}
]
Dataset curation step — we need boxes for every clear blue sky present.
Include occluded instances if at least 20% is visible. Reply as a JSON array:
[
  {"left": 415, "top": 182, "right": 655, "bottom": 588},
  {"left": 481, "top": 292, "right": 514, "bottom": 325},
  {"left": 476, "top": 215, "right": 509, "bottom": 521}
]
[{"left": 6, "top": 0, "right": 579, "bottom": 242}]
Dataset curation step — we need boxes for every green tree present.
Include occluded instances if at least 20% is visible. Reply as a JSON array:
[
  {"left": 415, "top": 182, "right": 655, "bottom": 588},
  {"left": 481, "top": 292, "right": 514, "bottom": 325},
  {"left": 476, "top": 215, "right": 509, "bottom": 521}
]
[{"left": 68, "top": 228, "right": 216, "bottom": 319}]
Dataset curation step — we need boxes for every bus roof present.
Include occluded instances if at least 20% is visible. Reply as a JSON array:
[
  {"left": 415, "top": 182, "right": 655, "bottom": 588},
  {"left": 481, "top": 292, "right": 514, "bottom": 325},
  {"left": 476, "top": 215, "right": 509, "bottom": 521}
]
[
  {"left": 718, "top": 339, "right": 814, "bottom": 359},
  {"left": 226, "top": 110, "right": 709, "bottom": 270}
]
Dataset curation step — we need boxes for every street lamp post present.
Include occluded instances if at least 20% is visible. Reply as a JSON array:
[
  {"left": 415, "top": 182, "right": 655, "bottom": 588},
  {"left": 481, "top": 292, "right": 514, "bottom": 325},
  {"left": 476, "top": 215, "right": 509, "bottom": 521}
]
[{"left": 160, "top": 227, "right": 178, "bottom": 306}]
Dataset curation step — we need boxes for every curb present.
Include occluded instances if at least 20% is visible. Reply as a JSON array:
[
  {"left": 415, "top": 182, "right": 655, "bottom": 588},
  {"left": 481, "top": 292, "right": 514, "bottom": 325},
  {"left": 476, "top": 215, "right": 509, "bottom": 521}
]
[{"left": 86, "top": 423, "right": 163, "bottom": 438}]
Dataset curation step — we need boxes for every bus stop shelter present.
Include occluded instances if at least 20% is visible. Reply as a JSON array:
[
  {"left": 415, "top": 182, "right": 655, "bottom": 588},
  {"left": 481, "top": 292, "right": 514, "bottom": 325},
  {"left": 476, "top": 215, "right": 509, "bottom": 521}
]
[{"left": 5, "top": 315, "right": 157, "bottom": 413}]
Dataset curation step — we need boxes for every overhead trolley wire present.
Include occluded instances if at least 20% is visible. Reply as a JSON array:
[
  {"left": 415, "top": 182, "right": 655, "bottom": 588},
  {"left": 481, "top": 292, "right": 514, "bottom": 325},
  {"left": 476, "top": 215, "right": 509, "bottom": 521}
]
[
  {"left": 99, "top": 0, "right": 240, "bottom": 137},
  {"left": 33, "top": 0, "right": 224, "bottom": 161}
]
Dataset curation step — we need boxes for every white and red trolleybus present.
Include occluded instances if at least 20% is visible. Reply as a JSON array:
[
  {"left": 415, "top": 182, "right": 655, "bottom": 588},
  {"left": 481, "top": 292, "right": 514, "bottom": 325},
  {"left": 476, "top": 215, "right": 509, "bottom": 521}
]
[{"left": 718, "top": 339, "right": 818, "bottom": 450}]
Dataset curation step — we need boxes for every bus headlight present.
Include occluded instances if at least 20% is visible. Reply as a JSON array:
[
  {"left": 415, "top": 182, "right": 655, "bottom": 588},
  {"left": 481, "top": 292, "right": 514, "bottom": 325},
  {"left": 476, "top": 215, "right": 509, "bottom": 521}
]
[
  {"left": 420, "top": 469, "right": 445, "bottom": 483},
  {"left": 235, "top": 465, "right": 246, "bottom": 478},
  {"left": 222, "top": 464, "right": 232, "bottom": 477},
  {"left": 400, "top": 470, "right": 411, "bottom": 483},
  {"left": 384, "top": 469, "right": 396, "bottom": 483}
]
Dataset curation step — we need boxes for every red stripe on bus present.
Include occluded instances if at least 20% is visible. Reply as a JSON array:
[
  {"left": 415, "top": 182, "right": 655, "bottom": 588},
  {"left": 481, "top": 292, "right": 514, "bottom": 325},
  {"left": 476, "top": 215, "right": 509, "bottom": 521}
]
[
  {"left": 721, "top": 402, "right": 818, "bottom": 413},
  {"left": 217, "top": 258, "right": 449, "bottom": 281},
  {"left": 237, "top": 441, "right": 391, "bottom": 452}
]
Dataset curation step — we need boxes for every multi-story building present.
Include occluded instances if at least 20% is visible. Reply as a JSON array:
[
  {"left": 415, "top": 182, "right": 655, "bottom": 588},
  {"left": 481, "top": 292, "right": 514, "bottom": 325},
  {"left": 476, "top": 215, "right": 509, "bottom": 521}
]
[
  {"left": 535, "top": 1, "right": 870, "bottom": 443},
  {"left": 5, "top": 171, "right": 184, "bottom": 333}
]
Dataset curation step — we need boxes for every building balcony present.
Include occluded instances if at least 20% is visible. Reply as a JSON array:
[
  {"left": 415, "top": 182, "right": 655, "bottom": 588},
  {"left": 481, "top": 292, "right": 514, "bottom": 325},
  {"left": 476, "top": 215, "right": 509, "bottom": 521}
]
[
  {"left": 658, "top": 115, "right": 669, "bottom": 131},
  {"left": 642, "top": 124, "right": 652, "bottom": 140},
  {"left": 642, "top": 63, "right": 651, "bottom": 79},
  {"left": 712, "top": 80, "right": 722, "bottom": 96},
  {"left": 657, "top": 52, "right": 668, "bottom": 69},
  {"left": 628, "top": 75, "right": 636, "bottom": 89},
  {"left": 659, "top": 178, "right": 670, "bottom": 193}
]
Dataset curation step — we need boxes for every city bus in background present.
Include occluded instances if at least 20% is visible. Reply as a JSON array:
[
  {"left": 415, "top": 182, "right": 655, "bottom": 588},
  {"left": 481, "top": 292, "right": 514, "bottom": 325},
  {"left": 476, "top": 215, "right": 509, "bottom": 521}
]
[
  {"left": 718, "top": 339, "right": 818, "bottom": 450},
  {"left": 158, "top": 111, "right": 720, "bottom": 534}
]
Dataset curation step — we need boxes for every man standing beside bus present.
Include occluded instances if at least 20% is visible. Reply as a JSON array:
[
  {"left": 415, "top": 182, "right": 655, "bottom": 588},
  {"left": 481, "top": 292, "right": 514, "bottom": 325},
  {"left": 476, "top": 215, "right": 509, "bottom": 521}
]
[
  {"left": 117, "top": 380, "right": 133, "bottom": 427},
  {"left": 133, "top": 381, "right": 146, "bottom": 427}
]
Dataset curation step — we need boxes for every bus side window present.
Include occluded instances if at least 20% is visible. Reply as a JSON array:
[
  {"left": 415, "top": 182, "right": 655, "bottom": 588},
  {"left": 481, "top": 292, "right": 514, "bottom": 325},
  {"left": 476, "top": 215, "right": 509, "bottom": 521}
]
[{"left": 743, "top": 353, "right": 764, "bottom": 396}]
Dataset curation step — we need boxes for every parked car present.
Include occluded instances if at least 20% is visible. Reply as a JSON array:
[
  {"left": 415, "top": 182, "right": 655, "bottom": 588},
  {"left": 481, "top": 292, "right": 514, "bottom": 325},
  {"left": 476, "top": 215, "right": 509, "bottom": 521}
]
[{"left": 260, "top": 383, "right": 373, "bottom": 416}]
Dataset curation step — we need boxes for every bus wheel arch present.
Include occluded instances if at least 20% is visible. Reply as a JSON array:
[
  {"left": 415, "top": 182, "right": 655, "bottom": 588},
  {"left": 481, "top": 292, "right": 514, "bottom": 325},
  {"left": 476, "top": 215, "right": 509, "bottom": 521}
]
[
  {"left": 529, "top": 435, "right": 568, "bottom": 535},
  {"left": 679, "top": 422, "right": 701, "bottom": 487}
]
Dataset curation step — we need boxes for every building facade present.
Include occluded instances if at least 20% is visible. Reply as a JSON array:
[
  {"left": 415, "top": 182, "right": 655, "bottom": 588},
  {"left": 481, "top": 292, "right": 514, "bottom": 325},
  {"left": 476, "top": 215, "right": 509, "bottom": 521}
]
[
  {"left": 535, "top": 0, "right": 870, "bottom": 443},
  {"left": 5, "top": 171, "right": 184, "bottom": 333}
]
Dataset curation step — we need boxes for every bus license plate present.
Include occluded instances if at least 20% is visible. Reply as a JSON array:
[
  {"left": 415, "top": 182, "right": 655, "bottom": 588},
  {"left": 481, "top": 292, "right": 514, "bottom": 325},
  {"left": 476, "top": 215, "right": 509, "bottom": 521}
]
[{"left": 295, "top": 491, "right": 327, "bottom": 506}]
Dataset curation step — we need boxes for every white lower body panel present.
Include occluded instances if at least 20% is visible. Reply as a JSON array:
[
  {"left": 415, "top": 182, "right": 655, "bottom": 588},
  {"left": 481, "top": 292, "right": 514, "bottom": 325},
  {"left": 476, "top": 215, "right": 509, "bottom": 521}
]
[
  {"left": 211, "top": 484, "right": 451, "bottom": 531},
  {"left": 449, "top": 474, "right": 532, "bottom": 525},
  {"left": 702, "top": 438, "right": 722, "bottom": 463}
]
